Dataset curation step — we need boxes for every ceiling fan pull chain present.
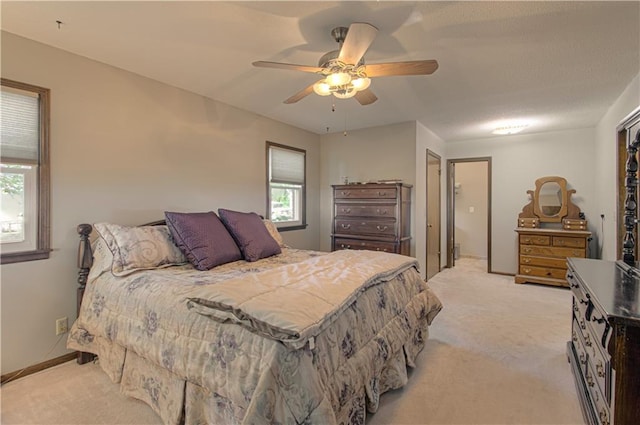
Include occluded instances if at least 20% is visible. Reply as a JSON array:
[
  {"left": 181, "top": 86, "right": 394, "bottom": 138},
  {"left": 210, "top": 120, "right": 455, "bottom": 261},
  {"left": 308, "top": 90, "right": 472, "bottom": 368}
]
[{"left": 344, "top": 109, "right": 348, "bottom": 137}]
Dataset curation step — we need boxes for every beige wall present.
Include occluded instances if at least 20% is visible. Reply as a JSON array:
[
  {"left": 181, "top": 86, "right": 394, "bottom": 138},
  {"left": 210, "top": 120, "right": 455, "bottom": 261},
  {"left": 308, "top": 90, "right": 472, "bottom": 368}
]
[{"left": 0, "top": 32, "right": 321, "bottom": 374}]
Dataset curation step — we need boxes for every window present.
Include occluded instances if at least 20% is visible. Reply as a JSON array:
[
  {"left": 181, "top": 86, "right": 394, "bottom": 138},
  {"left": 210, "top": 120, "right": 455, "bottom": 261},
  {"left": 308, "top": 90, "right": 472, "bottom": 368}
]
[
  {"left": 266, "top": 142, "right": 306, "bottom": 230},
  {"left": 1, "top": 78, "right": 50, "bottom": 264}
]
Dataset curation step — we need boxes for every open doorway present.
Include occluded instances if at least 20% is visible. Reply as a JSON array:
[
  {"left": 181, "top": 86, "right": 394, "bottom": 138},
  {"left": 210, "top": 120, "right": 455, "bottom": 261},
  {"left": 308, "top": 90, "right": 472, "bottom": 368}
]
[{"left": 446, "top": 158, "right": 492, "bottom": 272}]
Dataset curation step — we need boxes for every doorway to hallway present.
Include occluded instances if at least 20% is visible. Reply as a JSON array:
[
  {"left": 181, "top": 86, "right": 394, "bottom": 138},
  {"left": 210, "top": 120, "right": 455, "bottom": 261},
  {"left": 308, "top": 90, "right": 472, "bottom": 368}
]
[{"left": 446, "top": 158, "right": 492, "bottom": 272}]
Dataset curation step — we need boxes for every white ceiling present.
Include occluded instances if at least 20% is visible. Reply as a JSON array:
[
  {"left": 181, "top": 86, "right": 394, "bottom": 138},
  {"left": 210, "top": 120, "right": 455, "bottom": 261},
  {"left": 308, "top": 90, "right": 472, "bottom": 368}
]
[{"left": 2, "top": 1, "right": 639, "bottom": 141}]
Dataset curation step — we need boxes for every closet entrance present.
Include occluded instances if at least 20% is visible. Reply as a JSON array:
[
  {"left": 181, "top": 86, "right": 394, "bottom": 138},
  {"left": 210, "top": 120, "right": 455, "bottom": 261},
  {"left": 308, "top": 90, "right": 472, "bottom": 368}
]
[{"left": 446, "top": 158, "right": 492, "bottom": 271}]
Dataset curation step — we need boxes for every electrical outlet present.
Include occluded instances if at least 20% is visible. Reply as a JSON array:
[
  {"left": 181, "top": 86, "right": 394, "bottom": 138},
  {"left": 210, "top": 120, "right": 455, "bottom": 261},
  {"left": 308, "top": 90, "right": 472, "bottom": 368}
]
[{"left": 55, "top": 317, "right": 68, "bottom": 335}]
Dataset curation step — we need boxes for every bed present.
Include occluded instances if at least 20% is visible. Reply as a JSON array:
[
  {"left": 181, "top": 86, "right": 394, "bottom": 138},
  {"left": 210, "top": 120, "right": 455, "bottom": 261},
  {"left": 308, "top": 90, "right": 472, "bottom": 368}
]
[{"left": 68, "top": 211, "right": 442, "bottom": 425}]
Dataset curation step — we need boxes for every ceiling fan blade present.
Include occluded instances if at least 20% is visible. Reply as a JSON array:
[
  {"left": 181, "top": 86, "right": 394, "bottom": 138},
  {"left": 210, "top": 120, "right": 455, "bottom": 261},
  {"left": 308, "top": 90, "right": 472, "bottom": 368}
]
[
  {"left": 283, "top": 83, "right": 316, "bottom": 104},
  {"left": 338, "top": 22, "right": 378, "bottom": 65},
  {"left": 365, "top": 60, "right": 439, "bottom": 77},
  {"left": 252, "top": 61, "right": 323, "bottom": 74},
  {"left": 354, "top": 88, "right": 378, "bottom": 106}
]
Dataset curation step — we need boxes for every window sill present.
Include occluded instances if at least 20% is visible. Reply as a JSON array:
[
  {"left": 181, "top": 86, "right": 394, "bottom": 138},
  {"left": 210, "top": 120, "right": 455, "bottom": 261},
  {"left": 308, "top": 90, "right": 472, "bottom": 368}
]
[
  {"left": 276, "top": 224, "right": 308, "bottom": 232},
  {"left": 1, "top": 249, "right": 50, "bottom": 264}
]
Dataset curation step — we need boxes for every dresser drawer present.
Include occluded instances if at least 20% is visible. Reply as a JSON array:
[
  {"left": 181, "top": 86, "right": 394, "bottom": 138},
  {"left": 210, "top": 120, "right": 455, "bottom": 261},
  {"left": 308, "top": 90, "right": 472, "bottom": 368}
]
[
  {"left": 585, "top": 364, "right": 611, "bottom": 425},
  {"left": 335, "top": 219, "right": 397, "bottom": 237},
  {"left": 519, "top": 265, "right": 567, "bottom": 280},
  {"left": 553, "top": 236, "right": 586, "bottom": 248},
  {"left": 519, "top": 235, "right": 550, "bottom": 246},
  {"left": 333, "top": 238, "right": 396, "bottom": 253},
  {"left": 572, "top": 320, "right": 589, "bottom": 374},
  {"left": 520, "top": 245, "right": 585, "bottom": 258},
  {"left": 334, "top": 187, "right": 397, "bottom": 200},
  {"left": 334, "top": 203, "right": 397, "bottom": 218},
  {"left": 520, "top": 255, "right": 567, "bottom": 269}
]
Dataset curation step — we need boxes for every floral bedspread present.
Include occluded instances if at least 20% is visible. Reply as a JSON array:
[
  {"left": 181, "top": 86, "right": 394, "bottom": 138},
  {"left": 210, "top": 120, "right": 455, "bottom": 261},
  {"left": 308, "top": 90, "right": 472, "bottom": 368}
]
[{"left": 68, "top": 240, "right": 442, "bottom": 425}]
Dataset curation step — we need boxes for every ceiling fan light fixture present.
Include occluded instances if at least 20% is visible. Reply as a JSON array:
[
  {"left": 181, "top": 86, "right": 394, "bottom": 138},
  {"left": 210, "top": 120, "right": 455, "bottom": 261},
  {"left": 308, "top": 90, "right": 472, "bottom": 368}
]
[
  {"left": 313, "top": 81, "right": 332, "bottom": 96},
  {"left": 333, "top": 87, "right": 357, "bottom": 99},
  {"left": 326, "top": 72, "right": 351, "bottom": 86},
  {"left": 351, "top": 77, "right": 371, "bottom": 91}
]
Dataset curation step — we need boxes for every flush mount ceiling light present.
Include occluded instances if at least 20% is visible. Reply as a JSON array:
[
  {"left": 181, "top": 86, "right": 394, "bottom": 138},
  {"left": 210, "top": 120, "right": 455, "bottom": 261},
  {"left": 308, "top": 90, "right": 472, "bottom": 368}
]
[{"left": 492, "top": 123, "right": 528, "bottom": 135}]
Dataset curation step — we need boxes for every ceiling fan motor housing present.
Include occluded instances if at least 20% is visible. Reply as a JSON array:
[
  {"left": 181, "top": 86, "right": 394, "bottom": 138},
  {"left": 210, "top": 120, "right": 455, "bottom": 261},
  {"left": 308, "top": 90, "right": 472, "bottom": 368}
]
[{"left": 331, "top": 27, "right": 349, "bottom": 44}]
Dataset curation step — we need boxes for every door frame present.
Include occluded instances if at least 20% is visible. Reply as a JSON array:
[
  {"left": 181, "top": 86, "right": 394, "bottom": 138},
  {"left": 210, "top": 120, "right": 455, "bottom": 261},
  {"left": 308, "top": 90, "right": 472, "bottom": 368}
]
[
  {"left": 446, "top": 157, "right": 492, "bottom": 271},
  {"left": 425, "top": 149, "right": 441, "bottom": 280}
]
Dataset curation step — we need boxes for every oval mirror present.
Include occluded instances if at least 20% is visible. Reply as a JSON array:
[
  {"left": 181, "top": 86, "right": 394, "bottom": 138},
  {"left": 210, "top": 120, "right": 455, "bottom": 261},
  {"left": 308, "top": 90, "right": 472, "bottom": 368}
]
[{"left": 538, "top": 181, "right": 562, "bottom": 216}]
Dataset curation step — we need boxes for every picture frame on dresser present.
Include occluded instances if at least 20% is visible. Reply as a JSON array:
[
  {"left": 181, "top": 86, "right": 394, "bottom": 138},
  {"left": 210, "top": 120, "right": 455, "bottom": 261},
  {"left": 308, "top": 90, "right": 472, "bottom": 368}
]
[{"left": 515, "top": 176, "right": 591, "bottom": 287}]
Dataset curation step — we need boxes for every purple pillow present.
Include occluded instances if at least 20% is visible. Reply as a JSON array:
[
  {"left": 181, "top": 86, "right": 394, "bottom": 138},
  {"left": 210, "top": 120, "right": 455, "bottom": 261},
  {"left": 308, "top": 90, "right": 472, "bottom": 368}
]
[
  {"left": 218, "top": 209, "right": 282, "bottom": 262},
  {"left": 164, "top": 211, "right": 242, "bottom": 270}
]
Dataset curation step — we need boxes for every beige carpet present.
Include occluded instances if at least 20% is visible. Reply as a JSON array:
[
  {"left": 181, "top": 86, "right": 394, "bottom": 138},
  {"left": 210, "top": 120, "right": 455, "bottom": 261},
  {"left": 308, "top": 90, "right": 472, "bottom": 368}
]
[{"left": 1, "top": 259, "right": 584, "bottom": 425}]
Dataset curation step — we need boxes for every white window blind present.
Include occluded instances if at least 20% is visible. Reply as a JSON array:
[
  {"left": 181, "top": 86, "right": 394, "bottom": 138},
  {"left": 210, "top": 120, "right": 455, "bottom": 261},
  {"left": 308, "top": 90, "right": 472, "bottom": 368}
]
[
  {"left": 1, "top": 86, "right": 39, "bottom": 163},
  {"left": 270, "top": 146, "right": 305, "bottom": 185}
]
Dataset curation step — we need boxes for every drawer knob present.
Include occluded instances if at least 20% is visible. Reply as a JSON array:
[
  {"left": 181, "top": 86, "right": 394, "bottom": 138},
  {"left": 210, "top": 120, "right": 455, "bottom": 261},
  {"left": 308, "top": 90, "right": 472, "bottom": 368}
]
[
  {"left": 378, "top": 191, "right": 386, "bottom": 196},
  {"left": 376, "top": 247, "right": 389, "bottom": 252},
  {"left": 343, "top": 208, "right": 351, "bottom": 214},
  {"left": 579, "top": 353, "right": 586, "bottom": 365},
  {"left": 523, "top": 268, "right": 531, "bottom": 274},
  {"left": 584, "top": 334, "right": 592, "bottom": 347},
  {"left": 376, "top": 208, "right": 387, "bottom": 215},
  {"left": 376, "top": 225, "right": 388, "bottom": 232},
  {"left": 523, "top": 258, "right": 531, "bottom": 264},
  {"left": 341, "top": 223, "right": 351, "bottom": 229},
  {"left": 580, "top": 319, "right": 586, "bottom": 330},
  {"left": 596, "top": 361, "right": 605, "bottom": 378},
  {"left": 523, "top": 248, "right": 532, "bottom": 254},
  {"left": 523, "top": 238, "right": 531, "bottom": 243},
  {"left": 341, "top": 191, "right": 351, "bottom": 197},
  {"left": 340, "top": 244, "right": 351, "bottom": 249}
]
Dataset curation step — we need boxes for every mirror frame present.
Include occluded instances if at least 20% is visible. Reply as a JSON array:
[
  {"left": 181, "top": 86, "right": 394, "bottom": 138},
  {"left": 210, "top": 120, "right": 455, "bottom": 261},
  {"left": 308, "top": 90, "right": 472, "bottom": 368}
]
[
  {"left": 518, "top": 175, "right": 582, "bottom": 226},
  {"left": 533, "top": 176, "right": 568, "bottom": 222}
]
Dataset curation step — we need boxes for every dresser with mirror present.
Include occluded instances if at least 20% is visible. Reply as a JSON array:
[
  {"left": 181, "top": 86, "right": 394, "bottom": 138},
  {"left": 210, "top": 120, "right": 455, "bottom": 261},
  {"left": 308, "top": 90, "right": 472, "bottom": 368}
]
[{"left": 515, "top": 176, "right": 591, "bottom": 287}]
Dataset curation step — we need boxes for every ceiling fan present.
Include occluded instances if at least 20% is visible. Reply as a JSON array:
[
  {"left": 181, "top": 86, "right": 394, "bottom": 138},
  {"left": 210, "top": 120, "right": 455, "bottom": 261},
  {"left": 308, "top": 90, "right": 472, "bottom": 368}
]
[{"left": 252, "top": 22, "right": 439, "bottom": 105}]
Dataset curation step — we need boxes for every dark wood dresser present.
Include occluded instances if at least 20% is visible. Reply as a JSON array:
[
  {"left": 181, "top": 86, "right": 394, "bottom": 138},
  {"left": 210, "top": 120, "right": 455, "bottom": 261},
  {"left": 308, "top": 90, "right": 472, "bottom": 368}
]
[
  {"left": 566, "top": 258, "right": 640, "bottom": 425},
  {"left": 331, "top": 183, "right": 411, "bottom": 255}
]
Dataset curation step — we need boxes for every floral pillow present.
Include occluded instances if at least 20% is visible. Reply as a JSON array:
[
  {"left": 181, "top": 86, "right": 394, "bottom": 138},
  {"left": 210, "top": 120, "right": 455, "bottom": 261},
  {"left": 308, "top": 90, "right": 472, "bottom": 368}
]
[
  {"left": 262, "top": 218, "right": 288, "bottom": 248},
  {"left": 93, "top": 222, "right": 187, "bottom": 276}
]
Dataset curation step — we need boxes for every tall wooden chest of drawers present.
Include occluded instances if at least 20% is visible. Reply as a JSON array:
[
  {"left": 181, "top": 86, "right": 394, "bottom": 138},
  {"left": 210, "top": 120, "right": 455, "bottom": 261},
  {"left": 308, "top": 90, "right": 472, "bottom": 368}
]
[
  {"left": 515, "top": 228, "right": 591, "bottom": 287},
  {"left": 331, "top": 183, "right": 411, "bottom": 255},
  {"left": 566, "top": 258, "right": 640, "bottom": 425}
]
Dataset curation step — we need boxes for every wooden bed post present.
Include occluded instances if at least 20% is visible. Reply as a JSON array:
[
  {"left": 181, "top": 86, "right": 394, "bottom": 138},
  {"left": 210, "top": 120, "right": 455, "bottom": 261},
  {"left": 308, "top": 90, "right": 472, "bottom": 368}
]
[{"left": 77, "top": 223, "right": 95, "bottom": 364}]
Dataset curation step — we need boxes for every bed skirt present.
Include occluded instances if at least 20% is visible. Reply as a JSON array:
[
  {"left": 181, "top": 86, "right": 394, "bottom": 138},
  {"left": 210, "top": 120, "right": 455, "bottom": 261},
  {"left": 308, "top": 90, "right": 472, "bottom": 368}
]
[{"left": 81, "top": 309, "right": 434, "bottom": 425}]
